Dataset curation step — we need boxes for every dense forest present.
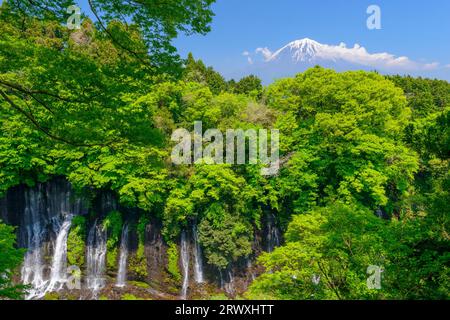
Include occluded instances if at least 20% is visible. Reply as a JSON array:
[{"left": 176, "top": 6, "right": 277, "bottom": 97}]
[{"left": 0, "top": 1, "right": 448, "bottom": 300}]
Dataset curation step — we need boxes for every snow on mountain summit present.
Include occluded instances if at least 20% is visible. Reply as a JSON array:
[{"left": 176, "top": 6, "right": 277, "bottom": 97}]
[
  {"left": 264, "top": 38, "right": 371, "bottom": 64},
  {"left": 244, "top": 38, "right": 444, "bottom": 84},
  {"left": 257, "top": 38, "right": 431, "bottom": 70},
  {"left": 269, "top": 38, "right": 325, "bottom": 62}
]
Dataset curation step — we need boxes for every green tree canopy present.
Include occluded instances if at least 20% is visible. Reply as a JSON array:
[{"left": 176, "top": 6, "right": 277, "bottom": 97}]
[
  {"left": 4, "top": 0, "right": 216, "bottom": 73},
  {"left": 0, "top": 221, "right": 25, "bottom": 299},
  {"left": 232, "top": 74, "right": 263, "bottom": 98}
]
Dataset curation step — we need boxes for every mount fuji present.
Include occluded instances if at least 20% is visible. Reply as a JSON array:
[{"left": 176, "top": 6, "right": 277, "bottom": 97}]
[{"left": 238, "top": 38, "right": 447, "bottom": 84}]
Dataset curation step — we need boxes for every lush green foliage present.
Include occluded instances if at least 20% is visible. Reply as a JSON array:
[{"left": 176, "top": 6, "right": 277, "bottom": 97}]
[
  {"left": 167, "top": 242, "right": 182, "bottom": 282},
  {"left": 128, "top": 242, "right": 148, "bottom": 281},
  {"left": 4, "top": 0, "right": 216, "bottom": 75},
  {"left": 67, "top": 215, "right": 86, "bottom": 268},
  {"left": 182, "top": 53, "right": 264, "bottom": 98},
  {"left": 103, "top": 211, "right": 123, "bottom": 270},
  {"left": 232, "top": 75, "right": 263, "bottom": 99},
  {"left": 0, "top": 221, "right": 25, "bottom": 299},
  {"left": 0, "top": 0, "right": 448, "bottom": 300},
  {"left": 248, "top": 71, "right": 449, "bottom": 300},
  {"left": 183, "top": 53, "right": 228, "bottom": 95},
  {"left": 247, "top": 203, "right": 388, "bottom": 299},
  {"left": 198, "top": 203, "right": 253, "bottom": 269},
  {"left": 128, "top": 215, "right": 149, "bottom": 280}
]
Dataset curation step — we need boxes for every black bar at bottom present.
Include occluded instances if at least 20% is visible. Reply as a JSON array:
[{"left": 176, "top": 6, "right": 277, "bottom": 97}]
[{"left": 0, "top": 300, "right": 444, "bottom": 319}]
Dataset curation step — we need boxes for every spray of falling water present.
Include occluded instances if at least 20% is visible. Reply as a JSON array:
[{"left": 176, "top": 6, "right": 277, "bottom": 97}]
[
  {"left": 192, "top": 224, "right": 204, "bottom": 284},
  {"left": 116, "top": 223, "right": 129, "bottom": 287},
  {"left": 45, "top": 215, "right": 73, "bottom": 293},
  {"left": 180, "top": 231, "right": 190, "bottom": 299},
  {"left": 266, "top": 213, "right": 281, "bottom": 252},
  {"left": 21, "top": 187, "right": 47, "bottom": 299},
  {"left": 86, "top": 220, "right": 107, "bottom": 294}
]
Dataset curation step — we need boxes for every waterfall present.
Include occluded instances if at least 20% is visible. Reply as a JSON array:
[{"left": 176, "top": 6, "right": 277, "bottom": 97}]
[
  {"left": 247, "top": 258, "right": 256, "bottom": 281},
  {"left": 86, "top": 220, "right": 107, "bottom": 293},
  {"left": 45, "top": 215, "right": 73, "bottom": 293},
  {"left": 192, "top": 224, "right": 204, "bottom": 284},
  {"left": 19, "top": 180, "right": 83, "bottom": 299},
  {"left": 21, "top": 187, "right": 47, "bottom": 299},
  {"left": 266, "top": 213, "right": 281, "bottom": 252},
  {"left": 219, "top": 269, "right": 235, "bottom": 296},
  {"left": 224, "top": 270, "right": 235, "bottom": 296},
  {"left": 180, "top": 230, "right": 190, "bottom": 299},
  {"left": 116, "top": 223, "right": 129, "bottom": 288}
]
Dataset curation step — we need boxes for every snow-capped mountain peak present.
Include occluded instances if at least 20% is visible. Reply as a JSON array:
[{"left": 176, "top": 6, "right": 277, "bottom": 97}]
[
  {"left": 258, "top": 38, "right": 432, "bottom": 69},
  {"left": 269, "top": 38, "right": 324, "bottom": 62},
  {"left": 248, "top": 38, "right": 443, "bottom": 84}
]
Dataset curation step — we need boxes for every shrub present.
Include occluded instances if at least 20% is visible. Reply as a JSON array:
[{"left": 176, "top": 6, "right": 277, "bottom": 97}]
[
  {"left": 67, "top": 216, "right": 86, "bottom": 268},
  {"left": 103, "top": 211, "right": 123, "bottom": 270},
  {"left": 167, "top": 242, "right": 182, "bottom": 282}
]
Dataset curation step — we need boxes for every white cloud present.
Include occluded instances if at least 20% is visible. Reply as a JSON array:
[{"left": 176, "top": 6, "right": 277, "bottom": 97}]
[
  {"left": 255, "top": 39, "right": 440, "bottom": 71},
  {"left": 328, "top": 44, "right": 439, "bottom": 70},
  {"left": 423, "top": 62, "right": 440, "bottom": 70},
  {"left": 255, "top": 47, "right": 273, "bottom": 61},
  {"left": 445, "top": 64, "right": 450, "bottom": 69},
  {"left": 242, "top": 51, "right": 253, "bottom": 64}
]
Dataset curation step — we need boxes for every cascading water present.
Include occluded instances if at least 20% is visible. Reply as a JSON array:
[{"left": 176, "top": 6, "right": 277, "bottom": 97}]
[
  {"left": 19, "top": 180, "right": 85, "bottom": 299},
  {"left": 247, "top": 258, "right": 256, "bottom": 281},
  {"left": 21, "top": 187, "right": 47, "bottom": 299},
  {"left": 6, "top": 179, "right": 271, "bottom": 299},
  {"left": 116, "top": 223, "right": 129, "bottom": 287},
  {"left": 192, "top": 224, "right": 204, "bottom": 284},
  {"left": 86, "top": 220, "right": 107, "bottom": 293},
  {"left": 266, "top": 213, "right": 281, "bottom": 252},
  {"left": 180, "top": 230, "right": 190, "bottom": 299},
  {"left": 223, "top": 270, "right": 235, "bottom": 296},
  {"left": 45, "top": 215, "right": 73, "bottom": 293}
]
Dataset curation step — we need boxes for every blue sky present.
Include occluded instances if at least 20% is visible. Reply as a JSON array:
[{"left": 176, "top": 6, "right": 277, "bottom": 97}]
[{"left": 171, "top": 0, "right": 450, "bottom": 80}]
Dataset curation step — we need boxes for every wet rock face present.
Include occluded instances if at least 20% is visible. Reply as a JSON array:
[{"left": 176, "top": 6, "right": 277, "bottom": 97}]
[
  {"left": 0, "top": 178, "right": 89, "bottom": 299},
  {"left": 1, "top": 177, "right": 284, "bottom": 299},
  {"left": 1, "top": 184, "right": 25, "bottom": 227},
  {"left": 1, "top": 178, "right": 89, "bottom": 242},
  {"left": 92, "top": 191, "right": 118, "bottom": 219},
  {"left": 144, "top": 219, "right": 168, "bottom": 286},
  {"left": 262, "top": 213, "right": 282, "bottom": 253},
  {"left": 0, "top": 195, "right": 8, "bottom": 223}
]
